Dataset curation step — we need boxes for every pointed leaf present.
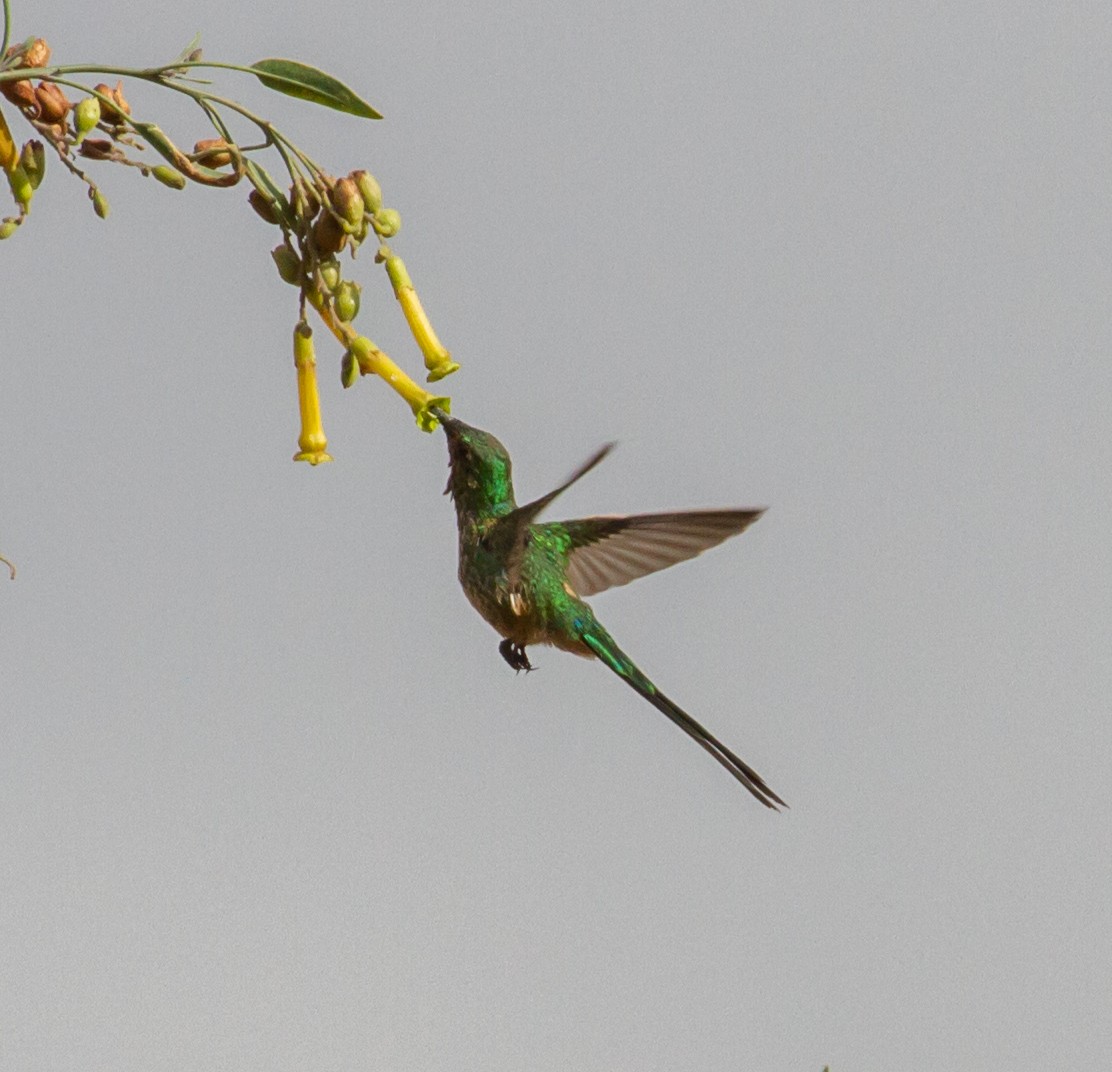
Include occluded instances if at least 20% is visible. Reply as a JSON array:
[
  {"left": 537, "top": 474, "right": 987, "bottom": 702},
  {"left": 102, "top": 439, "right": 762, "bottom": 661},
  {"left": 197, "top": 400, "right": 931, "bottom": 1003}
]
[{"left": 250, "top": 59, "right": 382, "bottom": 119}]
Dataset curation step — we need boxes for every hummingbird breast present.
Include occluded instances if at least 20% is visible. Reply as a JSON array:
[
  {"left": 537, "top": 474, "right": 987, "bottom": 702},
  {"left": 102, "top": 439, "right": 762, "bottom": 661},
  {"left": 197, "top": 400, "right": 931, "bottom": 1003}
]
[{"left": 457, "top": 528, "right": 591, "bottom": 655}]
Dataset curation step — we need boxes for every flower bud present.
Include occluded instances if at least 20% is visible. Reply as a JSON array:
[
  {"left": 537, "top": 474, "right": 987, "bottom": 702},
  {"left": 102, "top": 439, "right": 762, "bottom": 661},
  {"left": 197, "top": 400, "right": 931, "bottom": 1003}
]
[
  {"left": 248, "top": 188, "right": 280, "bottom": 225},
  {"left": 193, "top": 138, "right": 233, "bottom": 168},
  {"left": 340, "top": 349, "right": 359, "bottom": 389},
  {"left": 6, "top": 165, "right": 33, "bottom": 208},
  {"left": 318, "top": 260, "right": 341, "bottom": 292},
  {"left": 351, "top": 170, "right": 383, "bottom": 213},
  {"left": 93, "top": 82, "right": 131, "bottom": 126},
  {"left": 0, "top": 80, "right": 36, "bottom": 111},
  {"left": 0, "top": 218, "right": 20, "bottom": 240},
  {"left": 74, "top": 96, "right": 102, "bottom": 138},
  {"left": 331, "top": 177, "right": 365, "bottom": 228},
  {"left": 334, "top": 280, "right": 361, "bottom": 322},
  {"left": 290, "top": 182, "right": 321, "bottom": 223},
  {"left": 371, "top": 207, "right": 401, "bottom": 238},
  {"left": 312, "top": 209, "right": 348, "bottom": 255},
  {"left": 151, "top": 164, "right": 187, "bottom": 190},
  {"left": 91, "top": 188, "right": 110, "bottom": 219},
  {"left": 78, "top": 138, "right": 115, "bottom": 160},
  {"left": 35, "top": 82, "right": 71, "bottom": 125},
  {"left": 271, "top": 245, "right": 302, "bottom": 286},
  {"left": 19, "top": 141, "right": 45, "bottom": 190}
]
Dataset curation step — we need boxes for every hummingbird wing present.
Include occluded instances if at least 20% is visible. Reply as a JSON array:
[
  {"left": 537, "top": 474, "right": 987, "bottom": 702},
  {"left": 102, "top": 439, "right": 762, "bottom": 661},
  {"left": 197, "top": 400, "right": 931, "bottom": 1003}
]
[
  {"left": 494, "top": 443, "right": 616, "bottom": 590},
  {"left": 562, "top": 509, "right": 765, "bottom": 597}
]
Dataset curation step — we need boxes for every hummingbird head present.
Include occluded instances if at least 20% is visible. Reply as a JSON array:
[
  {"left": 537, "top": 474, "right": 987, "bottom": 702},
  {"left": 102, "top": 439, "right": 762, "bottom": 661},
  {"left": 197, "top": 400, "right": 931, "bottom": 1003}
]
[{"left": 437, "top": 412, "right": 517, "bottom": 515}]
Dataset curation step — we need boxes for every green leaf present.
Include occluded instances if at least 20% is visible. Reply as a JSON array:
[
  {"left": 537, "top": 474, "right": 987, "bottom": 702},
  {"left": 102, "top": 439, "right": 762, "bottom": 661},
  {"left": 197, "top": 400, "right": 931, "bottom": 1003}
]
[{"left": 250, "top": 59, "right": 382, "bottom": 120}]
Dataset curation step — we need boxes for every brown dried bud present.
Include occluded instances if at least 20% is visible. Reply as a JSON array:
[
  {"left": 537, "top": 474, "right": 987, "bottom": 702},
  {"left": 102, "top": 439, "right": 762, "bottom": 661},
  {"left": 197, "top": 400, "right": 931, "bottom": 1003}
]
[
  {"left": 22, "top": 39, "right": 52, "bottom": 68},
  {"left": 0, "top": 79, "right": 36, "bottom": 111},
  {"left": 331, "top": 177, "right": 365, "bottom": 227},
  {"left": 78, "top": 138, "right": 116, "bottom": 161},
  {"left": 248, "top": 189, "right": 280, "bottom": 225},
  {"left": 193, "top": 138, "right": 233, "bottom": 169},
  {"left": 93, "top": 82, "right": 131, "bottom": 126},
  {"left": 34, "top": 82, "right": 71, "bottom": 125},
  {"left": 312, "top": 210, "right": 348, "bottom": 255},
  {"left": 19, "top": 140, "right": 46, "bottom": 189},
  {"left": 289, "top": 182, "right": 321, "bottom": 223}
]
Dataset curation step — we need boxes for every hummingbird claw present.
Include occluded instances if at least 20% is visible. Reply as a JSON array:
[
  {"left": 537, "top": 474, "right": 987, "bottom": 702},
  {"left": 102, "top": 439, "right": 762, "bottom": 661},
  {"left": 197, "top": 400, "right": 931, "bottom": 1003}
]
[{"left": 499, "top": 638, "right": 536, "bottom": 674}]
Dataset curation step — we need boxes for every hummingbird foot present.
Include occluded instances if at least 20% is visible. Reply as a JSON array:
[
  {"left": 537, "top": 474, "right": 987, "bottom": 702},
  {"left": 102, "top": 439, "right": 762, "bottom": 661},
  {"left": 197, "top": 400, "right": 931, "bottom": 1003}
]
[{"left": 498, "top": 639, "right": 536, "bottom": 674}]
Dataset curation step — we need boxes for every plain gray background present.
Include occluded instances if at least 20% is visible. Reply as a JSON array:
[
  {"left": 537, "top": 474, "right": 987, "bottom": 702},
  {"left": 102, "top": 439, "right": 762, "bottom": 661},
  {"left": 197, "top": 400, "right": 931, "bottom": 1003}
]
[{"left": 3, "top": 2, "right": 1110, "bottom": 1070}]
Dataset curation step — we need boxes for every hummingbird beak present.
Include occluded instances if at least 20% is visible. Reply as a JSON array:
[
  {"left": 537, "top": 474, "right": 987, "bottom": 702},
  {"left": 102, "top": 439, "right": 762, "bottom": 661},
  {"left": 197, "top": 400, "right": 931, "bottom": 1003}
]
[{"left": 430, "top": 406, "right": 457, "bottom": 433}]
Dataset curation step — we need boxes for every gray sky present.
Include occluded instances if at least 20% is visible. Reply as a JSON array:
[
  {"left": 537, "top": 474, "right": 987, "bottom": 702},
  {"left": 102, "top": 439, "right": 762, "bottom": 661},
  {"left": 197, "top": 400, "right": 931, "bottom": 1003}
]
[{"left": 4, "top": 2, "right": 1110, "bottom": 1070}]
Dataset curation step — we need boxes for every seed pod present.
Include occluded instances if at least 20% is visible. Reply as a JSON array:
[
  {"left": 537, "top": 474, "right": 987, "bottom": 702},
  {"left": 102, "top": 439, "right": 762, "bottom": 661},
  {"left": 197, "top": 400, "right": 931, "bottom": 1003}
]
[
  {"left": 0, "top": 79, "right": 36, "bottom": 111},
  {"left": 91, "top": 188, "right": 110, "bottom": 219},
  {"left": 331, "top": 177, "right": 365, "bottom": 228},
  {"left": 248, "top": 188, "right": 280, "bottom": 225},
  {"left": 312, "top": 210, "right": 348, "bottom": 255},
  {"left": 0, "top": 218, "right": 20, "bottom": 240},
  {"left": 74, "top": 97, "right": 102, "bottom": 137},
  {"left": 35, "top": 82, "right": 71, "bottom": 125},
  {"left": 151, "top": 165, "right": 187, "bottom": 190},
  {"left": 78, "top": 138, "right": 115, "bottom": 160},
  {"left": 334, "top": 280, "right": 361, "bottom": 322},
  {"left": 193, "top": 138, "right": 233, "bottom": 168},
  {"left": 23, "top": 39, "right": 51, "bottom": 68},
  {"left": 318, "top": 260, "right": 341, "bottom": 292},
  {"left": 93, "top": 81, "right": 131, "bottom": 126}
]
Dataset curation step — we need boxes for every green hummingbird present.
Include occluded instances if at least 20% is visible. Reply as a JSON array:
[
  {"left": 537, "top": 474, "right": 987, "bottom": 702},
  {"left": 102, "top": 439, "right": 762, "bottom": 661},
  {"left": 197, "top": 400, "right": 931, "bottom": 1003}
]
[{"left": 435, "top": 412, "right": 785, "bottom": 810}]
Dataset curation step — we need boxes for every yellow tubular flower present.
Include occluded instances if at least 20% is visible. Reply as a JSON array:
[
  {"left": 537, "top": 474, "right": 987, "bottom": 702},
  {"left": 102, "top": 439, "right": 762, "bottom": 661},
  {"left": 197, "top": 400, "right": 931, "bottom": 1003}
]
[
  {"left": 292, "top": 322, "right": 333, "bottom": 464},
  {"left": 305, "top": 286, "right": 450, "bottom": 432},
  {"left": 382, "top": 254, "right": 460, "bottom": 382},
  {"left": 0, "top": 112, "right": 18, "bottom": 173}
]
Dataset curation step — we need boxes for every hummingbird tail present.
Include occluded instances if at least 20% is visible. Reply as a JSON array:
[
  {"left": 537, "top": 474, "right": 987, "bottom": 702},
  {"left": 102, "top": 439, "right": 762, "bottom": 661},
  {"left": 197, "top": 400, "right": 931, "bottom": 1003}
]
[{"left": 582, "top": 632, "right": 786, "bottom": 810}]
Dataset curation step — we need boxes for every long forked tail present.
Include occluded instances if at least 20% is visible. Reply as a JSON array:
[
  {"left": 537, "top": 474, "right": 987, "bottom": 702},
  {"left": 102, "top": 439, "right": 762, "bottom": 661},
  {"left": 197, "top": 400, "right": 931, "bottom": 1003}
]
[{"left": 582, "top": 632, "right": 786, "bottom": 810}]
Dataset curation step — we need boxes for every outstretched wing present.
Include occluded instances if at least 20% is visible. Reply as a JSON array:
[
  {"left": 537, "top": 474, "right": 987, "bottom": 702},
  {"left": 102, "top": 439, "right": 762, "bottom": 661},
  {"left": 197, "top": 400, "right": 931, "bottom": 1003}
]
[
  {"left": 563, "top": 509, "right": 765, "bottom": 597},
  {"left": 495, "top": 442, "right": 616, "bottom": 588}
]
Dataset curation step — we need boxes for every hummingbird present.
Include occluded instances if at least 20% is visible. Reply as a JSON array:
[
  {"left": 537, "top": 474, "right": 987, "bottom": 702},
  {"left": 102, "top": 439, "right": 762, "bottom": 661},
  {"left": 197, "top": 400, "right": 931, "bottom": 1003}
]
[{"left": 435, "top": 411, "right": 785, "bottom": 810}]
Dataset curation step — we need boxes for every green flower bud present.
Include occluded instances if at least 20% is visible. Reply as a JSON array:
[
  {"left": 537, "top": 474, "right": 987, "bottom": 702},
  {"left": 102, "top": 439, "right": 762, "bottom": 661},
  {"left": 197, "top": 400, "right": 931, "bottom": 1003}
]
[
  {"left": 352, "top": 170, "right": 383, "bottom": 214},
  {"left": 151, "top": 165, "right": 187, "bottom": 190},
  {"left": 92, "top": 188, "right": 110, "bottom": 219},
  {"left": 318, "top": 260, "right": 341, "bottom": 292},
  {"left": 74, "top": 97, "right": 102, "bottom": 138},
  {"left": 19, "top": 141, "right": 45, "bottom": 190},
  {"left": 271, "top": 245, "right": 302, "bottom": 286},
  {"left": 0, "top": 219, "right": 20, "bottom": 241},
  {"left": 334, "top": 280, "right": 361, "bottom": 323},
  {"left": 340, "top": 349, "right": 359, "bottom": 389},
  {"left": 371, "top": 207, "right": 401, "bottom": 237},
  {"left": 6, "top": 165, "right": 33, "bottom": 208}
]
